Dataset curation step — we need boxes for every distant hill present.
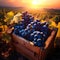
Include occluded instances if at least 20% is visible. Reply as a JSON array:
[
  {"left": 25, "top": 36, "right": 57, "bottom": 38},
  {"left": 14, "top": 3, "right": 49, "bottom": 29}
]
[{"left": 0, "top": 6, "right": 60, "bottom": 15}]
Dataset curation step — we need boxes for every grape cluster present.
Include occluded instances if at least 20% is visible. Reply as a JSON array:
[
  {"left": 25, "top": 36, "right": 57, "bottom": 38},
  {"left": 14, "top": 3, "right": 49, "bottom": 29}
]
[
  {"left": 22, "top": 12, "right": 34, "bottom": 28},
  {"left": 13, "top": 12, "right": 50, "bottom": 47},
  {"left": 13, "top": 21, "right": 25, "bottom": 35},
  {"left": 30, "top": 31, "right": 45, "bottom": 47}
]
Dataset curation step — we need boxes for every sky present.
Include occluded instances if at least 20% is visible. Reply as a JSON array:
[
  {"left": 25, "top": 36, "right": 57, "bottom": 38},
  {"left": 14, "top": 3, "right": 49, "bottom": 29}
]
[{"left": 0, "top": 0, "right": 60, "bottom": 9}]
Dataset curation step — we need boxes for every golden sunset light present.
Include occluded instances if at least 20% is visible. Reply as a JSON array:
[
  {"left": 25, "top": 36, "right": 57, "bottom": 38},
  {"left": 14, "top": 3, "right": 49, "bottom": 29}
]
[
  {"left": 0, "top": 0, "right": 60, "bottom": 60},
  {"left": 21, "top": 0, "right": 45, "bottom": 9},
  {"left": 32, "top": 0, "right": 39, "bottom": 5},
  {"left": 0, "top": 0, "right": 60, "bottom": 9}
]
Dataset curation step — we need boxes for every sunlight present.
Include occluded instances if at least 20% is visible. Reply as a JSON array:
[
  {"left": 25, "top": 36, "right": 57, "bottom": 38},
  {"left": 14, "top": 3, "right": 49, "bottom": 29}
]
[
  {"left": 21, "top": 0, "right": 48, "bottom": 9},
  {"left": 32, "top": 0, "right": 39, "bottom": 5},
  {"left": 31, "top": 0, "right": 41, "bottom": 9}
]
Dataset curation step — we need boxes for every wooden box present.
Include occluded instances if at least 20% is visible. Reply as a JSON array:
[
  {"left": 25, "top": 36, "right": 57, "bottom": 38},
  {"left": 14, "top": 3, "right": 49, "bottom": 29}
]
[{"left": 11, "top": 30, "right": 57, "bottom": 60}]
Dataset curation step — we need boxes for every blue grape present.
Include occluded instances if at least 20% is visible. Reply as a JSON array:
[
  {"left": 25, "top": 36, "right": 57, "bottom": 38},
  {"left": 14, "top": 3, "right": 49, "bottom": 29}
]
[
  {"left": 34, "top": 34, "right": 38, "bottom": 39},
  {"left": 13, "top": 28, "right": 20, "bottom": 35},
  {"left": 36, "top": 39, "right": 42, "bottom": 47},
  {"left": 29, "top": 34, "right": 34, "bottom": 41}
]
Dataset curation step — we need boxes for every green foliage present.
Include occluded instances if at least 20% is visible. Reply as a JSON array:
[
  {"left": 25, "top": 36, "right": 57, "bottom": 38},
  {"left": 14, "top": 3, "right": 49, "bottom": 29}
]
[
  {"left": 0, "top": 13, "right": 7, "bottom": 25},
  {"left": 2, "top": 33, "right": 11, "bottom": 42},
  {"left": 52, "top": 15, "right": 59, "bottom": 24}
]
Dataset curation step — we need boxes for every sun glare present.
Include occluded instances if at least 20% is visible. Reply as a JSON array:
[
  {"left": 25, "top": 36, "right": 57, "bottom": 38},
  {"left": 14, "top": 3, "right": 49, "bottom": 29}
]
[
  {"left": 21, "top": 0, "right": 46, "bottom": 9},
  {"left": 31, "top": 0, "right": 41, "bottom": 9},
  {"left": 32, "top": 0, "right": 39, "bottom": 5}
]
